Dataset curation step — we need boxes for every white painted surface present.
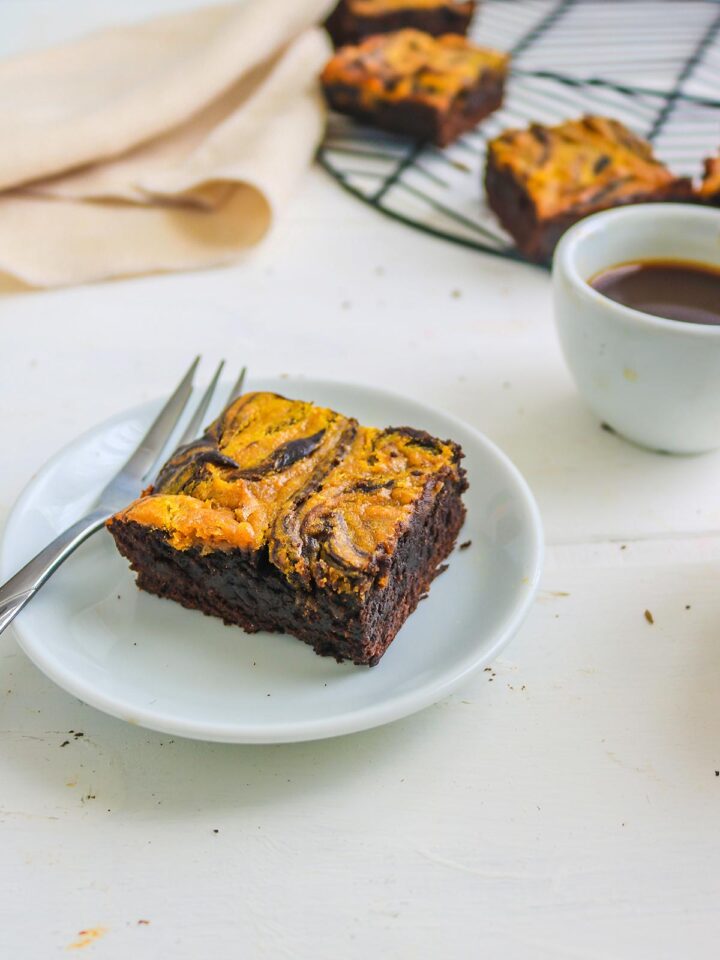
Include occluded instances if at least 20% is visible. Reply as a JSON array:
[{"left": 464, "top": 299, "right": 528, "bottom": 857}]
[{"left": 1, "top": 2, "right": 720, "bottom": 957}]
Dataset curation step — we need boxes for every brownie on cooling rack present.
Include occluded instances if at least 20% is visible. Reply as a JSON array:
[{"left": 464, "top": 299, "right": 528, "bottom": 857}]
[
  {"left": 484, "top": 115, "right": 693, "bottom": 263},
  {"left": 321, "top": 29, "right": 508, "bottom": 147},
  {"left": 326, "top": 0, "right": 476, "bottom": 46},
  {"left": 698, "top": 155, "right": 720, "bottom": 205},
  {"left": 107, "top": 392, "right": 467, "bottom": 666}
]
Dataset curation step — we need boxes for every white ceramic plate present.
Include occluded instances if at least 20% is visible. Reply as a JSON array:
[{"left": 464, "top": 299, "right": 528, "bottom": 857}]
[{"left": 0, "top": 377, "right": 543, "bottom": 743}]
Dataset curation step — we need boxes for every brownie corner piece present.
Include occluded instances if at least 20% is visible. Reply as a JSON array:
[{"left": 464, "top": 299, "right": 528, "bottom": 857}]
[
  {"left": 107, "top": 394, "right": 468, "bottom": 667},
  {"left": 271, "top": 425, "right": 468, "bottom": 664},
  {"left": 322, "top": 29, "right": 508, "bottom": 147},
  {"left": 484, "top": 115, "right": 693, "bottom": 263},
  {"left": 325, "top": 0, "right": 476, "bottom": 47}
]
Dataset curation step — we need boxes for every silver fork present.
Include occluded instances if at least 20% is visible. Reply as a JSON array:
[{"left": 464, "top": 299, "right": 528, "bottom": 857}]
[{"left": 0, "top": 358, "right": 247, "bottom": 636}]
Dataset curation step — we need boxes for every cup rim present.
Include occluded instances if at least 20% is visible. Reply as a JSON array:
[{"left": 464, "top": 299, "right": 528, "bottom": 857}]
[{"left": 553, "top": 203, "right": 720, "bottom": 338}]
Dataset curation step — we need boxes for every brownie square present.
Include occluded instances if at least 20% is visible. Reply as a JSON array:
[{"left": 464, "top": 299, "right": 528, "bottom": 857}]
[
  {"left": 107, "top": 392, "right": 467, "bottom": 666},
  {"left": 326, "top": 0, "right": 476, "bottom": 47},
  {"left": 321, "top": 29, "right": 508, "bottom": 147},
  {"left": 484, "top": 115, "right": 693, "bottom": 263}
]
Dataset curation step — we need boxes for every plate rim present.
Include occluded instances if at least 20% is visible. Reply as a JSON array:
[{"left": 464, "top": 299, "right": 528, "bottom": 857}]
[{"left": 0, "top": 376, "right": 544, "bottom": 743}]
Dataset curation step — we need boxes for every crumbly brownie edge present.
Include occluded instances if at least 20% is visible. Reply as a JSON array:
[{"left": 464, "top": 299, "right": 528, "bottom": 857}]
[
  {"left": 435, "top": 73, "right": 504, "bottom": 147},
  {"left": 107, "top": 519, "right": 290, "bottom": 635},
  {"left": 324, "top": 71, "right": 504, "bottom": 146},
  {"left": 325, "top": 3, "right": 475, "bottom": 46},
  {"left": 535, "top": 179, "right": 693, "bottom": 262},
  {"left": 106, "top": 466, "right": 466, "bottom": 666},
  {"left": 484, "top": 152, "right": 544, "bottom": 260},
  {"left": 485, "top": 152, "right": 694, "bottom": 263},
  {"left": 324, "top": 81, "right": 442, "bottom": 142},
  {"left": 355, "top": 467, "right": 467, "bottom": 664}
]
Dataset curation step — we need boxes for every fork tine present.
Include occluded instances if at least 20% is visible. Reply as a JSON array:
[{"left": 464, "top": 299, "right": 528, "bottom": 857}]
[
  {"left": 175, "top": 359, "right": 225, "bottom": 448},
  {"left": 226, "top": 365, "right": 247, "bottom": 405},
  {"left": 118, "top": 356, "right": 199, "bottom": 484}
]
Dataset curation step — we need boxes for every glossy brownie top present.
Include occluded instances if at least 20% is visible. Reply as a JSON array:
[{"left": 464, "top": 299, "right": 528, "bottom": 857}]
[
  {"left": 112, "top": 392, "right": 464, "bottom": 594},
  {"left": 488, "top": 115, "right": 689, "bottom": 220},
  {"left": 322, "top": 29, "right": 508, "bottom": 111}
]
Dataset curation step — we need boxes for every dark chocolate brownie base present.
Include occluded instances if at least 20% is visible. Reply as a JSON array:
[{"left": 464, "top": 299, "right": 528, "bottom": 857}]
[
  {"left": 485, "top": 153, "right": 693, "bottom": 263},
  {"left": 325, "top": 74, "right": 504, "bottom": 147},
  {"left": 326, "top": 2, "right": 475, "bottom": 46},
  {"left": 107, "top": 476, "right": 466, "bottom": 666}
]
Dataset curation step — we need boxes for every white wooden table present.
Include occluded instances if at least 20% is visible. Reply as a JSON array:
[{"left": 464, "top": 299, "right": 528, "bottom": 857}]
[{"left": 2, "top": 3, "right": 720, "bottom": 957}]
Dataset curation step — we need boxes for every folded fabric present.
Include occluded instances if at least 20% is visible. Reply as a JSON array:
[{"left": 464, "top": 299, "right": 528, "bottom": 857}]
[{"left": 0, "top": 0, "right": 335, "bottom": 288}]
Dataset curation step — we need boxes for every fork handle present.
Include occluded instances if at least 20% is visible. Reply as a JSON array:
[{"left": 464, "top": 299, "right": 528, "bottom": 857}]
[{"left": 0, "top": 508, "right": 109, "bottom": 636}]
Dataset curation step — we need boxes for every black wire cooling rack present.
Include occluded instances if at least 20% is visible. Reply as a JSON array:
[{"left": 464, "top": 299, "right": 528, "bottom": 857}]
[{"left": 318, "top": 0, "right": 720, "bottom": 265}]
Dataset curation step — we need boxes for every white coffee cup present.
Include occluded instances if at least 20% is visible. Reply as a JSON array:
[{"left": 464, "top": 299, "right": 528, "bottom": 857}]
[{"left": 553, "top": 204, "right": 720, "bottom": 454}]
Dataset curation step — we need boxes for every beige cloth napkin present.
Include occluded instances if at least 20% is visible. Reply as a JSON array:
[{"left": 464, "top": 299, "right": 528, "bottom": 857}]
[{"left": 0, "top": 0, "right": 335, "bottom": 288}]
